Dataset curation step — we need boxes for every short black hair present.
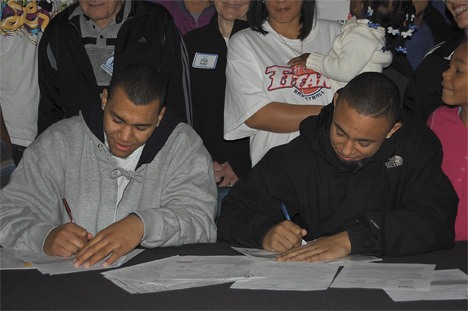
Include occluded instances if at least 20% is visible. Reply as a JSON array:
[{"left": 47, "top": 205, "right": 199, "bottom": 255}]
[
  {"left": 248, "top": 0, "right": 316, "bottom": 40},
  {"left": 108, "top": 63, "right": 166, "bottom": 107},
  {"left": 337, "top": 72, "right": 401, "bottom": 125}
]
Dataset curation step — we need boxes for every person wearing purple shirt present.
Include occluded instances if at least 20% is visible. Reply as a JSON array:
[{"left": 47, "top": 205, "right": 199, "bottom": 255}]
[{"left": 153, "top": 0, "right": 215, "bottom": 35}]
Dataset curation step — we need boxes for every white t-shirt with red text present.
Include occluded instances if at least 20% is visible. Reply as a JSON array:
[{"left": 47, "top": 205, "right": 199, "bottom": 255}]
[{"left": 224, "top": 20, "right": 341, "bottom": 165}]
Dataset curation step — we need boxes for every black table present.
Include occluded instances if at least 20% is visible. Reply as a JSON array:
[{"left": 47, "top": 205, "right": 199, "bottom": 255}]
[{"left": 2, "top": 242, "right": 467, "bottom": 310}]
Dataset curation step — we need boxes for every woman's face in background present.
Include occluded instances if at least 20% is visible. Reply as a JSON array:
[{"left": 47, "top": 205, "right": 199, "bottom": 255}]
[
  {"left": 446, "top": 0, "right": 468, "bottom": 29},
  {"left": 215, "top": 0, "right": 250, "bottom": 22},
  {"left": 265, "top": 0, "right": 304, "bottom": 26}
]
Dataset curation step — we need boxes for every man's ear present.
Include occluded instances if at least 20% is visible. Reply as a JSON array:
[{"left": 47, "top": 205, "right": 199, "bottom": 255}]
[
  {"left": 157, "top": 107, "right": 166, "bottom": 126},
  {"left": 333, "top": 92, "right": 339, "bottom": 107},
  {"left": 101, "top": 89, "right": 108, "bottom": 110},
  {"left": 386, "top": 122, "right": 403, "bottom": 139}
]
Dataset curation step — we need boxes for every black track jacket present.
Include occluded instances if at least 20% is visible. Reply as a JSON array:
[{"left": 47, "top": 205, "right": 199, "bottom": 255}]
[{"left": 37, "top": 1, "right": 190, "bottom": 134}]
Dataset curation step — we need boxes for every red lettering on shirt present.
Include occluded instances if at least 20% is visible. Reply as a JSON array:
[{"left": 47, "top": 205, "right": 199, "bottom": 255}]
[{"left": 265, "top": 65, "right": 331, "bottom": 96}]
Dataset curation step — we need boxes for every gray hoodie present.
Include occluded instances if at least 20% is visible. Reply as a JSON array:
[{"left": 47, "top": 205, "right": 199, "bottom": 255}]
[{"left": 0, "top": 111, "right": 217, "bottom": 251}]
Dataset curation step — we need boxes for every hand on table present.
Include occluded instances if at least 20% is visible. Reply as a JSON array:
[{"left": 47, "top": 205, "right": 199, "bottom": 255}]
[
  {"left": 73, "top": 214, "right": 144, "bottom": 268},
  {"left": 262, "top": 220, "right": 307, "bottom": 253},
  {"left": 43, "top": 222, "right": 92, "bottom": 257},
  {"left": 277, "top": 231, "right": 351, "bottom": 262}
]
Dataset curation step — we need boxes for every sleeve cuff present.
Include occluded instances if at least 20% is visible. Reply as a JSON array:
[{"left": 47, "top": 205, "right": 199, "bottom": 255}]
[
  {"left": 306, "top": 53, "right": 325, "bottom": 72},
  {"left": 346, "top": 219, "right": 379, "bottom": 255}
]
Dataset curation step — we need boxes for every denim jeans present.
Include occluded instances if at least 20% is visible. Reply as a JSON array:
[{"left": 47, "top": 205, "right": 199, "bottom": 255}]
[{"left": 216, "top": 187, "right": 232, "bottom": 223}]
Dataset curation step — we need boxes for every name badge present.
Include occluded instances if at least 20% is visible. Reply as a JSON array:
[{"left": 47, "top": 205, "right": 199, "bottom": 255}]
[
  {"left": 101, "top": 52, "right": 114, "bottom": 76},
  {"left": 192, "top": 52, "right": 218, "bottom": 69}
]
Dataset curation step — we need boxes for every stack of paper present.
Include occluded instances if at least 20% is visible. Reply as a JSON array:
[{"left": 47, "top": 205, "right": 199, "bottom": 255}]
[
  {"left": 102, "top": 253, "right": 345, "bottom": 293},
  {"left": 330, "top": 262, "right": 468, "bottom": 301},
  {"left": 231, "top": 261, "right": 340, "bottom": 291},
  {"left": 231, "top": 246, "right": 382, "bottom": 264},
  {"left": 385, "top": 269, "right": 468, "bottom": 302},
  {"left": 330, "top": 262, "right": 436, "bottom": 290},
  {"left": 102, "top": 255, "right": 254, "bottom": 293},
  {"left": 11, "top": 249, "right": 144, "bottom": 274},
  {"left": 228, "top": 247, "right": 378, "bottom": 291}
]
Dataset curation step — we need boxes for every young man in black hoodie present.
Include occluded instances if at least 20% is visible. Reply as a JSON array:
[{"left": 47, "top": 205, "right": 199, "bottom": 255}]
[{"left": 217, "top": 72, "right": 458, "bottom": 262}]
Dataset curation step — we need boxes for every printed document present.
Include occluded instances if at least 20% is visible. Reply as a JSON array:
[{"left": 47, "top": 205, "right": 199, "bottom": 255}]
[
  {"left": 330, "top": 262, "right": 435, "bottom": 290},
  {"left": 232, "top": 246, "right": 381, "bottom": 264},
  {"left": 102, "top": 255, "right": 253, "bottom": 293},
  {"left": 13, "top": 249, "right": 144, "bottom": 274},
  {"left": 231, "top": 261, "right": 339, "bottom": 291},
  {"left": 385, "top": 269, "right": 468, "bottom": 301}
]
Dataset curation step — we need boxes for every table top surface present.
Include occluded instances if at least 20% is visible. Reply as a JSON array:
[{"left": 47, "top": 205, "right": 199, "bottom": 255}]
[{"left": 2, "top": 242, "right": 467, "bottom": 310}]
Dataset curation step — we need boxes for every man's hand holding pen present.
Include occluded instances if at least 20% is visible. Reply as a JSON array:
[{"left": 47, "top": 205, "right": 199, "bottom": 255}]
[
  {"left": 43, "top": 223, "right": 92, "bottom": 257},
  {"left": 263, "top": 202, "right": 351, "bottom": 262},
  {"left": 262, "top": 202, "right": 307, "bottom": 253},
  {"left": 43, "top": 198, "right": 93, "bottom": 257},
  {"left": 262, "top": 221, "right": 307, "bottom": 253},
  {"left": 44, "top": 198, "right": 143, "bottom": 268}
]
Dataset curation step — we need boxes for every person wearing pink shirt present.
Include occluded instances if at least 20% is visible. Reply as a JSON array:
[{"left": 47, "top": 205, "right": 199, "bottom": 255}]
[{"left": 427, "top": 40, "right": 468, "bottom": 241}]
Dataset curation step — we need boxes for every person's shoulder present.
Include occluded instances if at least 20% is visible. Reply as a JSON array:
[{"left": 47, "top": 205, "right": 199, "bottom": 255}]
[
  {"left": 44, "top": 115, "right": 83, "bottom": 137},
  {"left": 134, "top": 0, "right": 173, "bottom": 19},
  {"left": 171, "top": 123, "right": 203, "bottom": 145},
  {"left": 315, "top": 18, "right": 342, "bottom": 32},
  {"left": 260, "top": 117, "right": 317, "bottom": 169},
  {"left": 433, "top": 105, "right": 458, "bottom": 117},
  {"left": 46, "top": 2, "right": 78, "bottom": 26},
  {"left": 228, "top": 27, "right": 257, "bottom": 48},
  {"left": 428, "top": 106, "right": 460, "bottom": 126},
  {"left": 425, "top": 31, "right": 465, "bottom": 58},
  {"left": 400, "top": 114, "right": 442, "bottom": 151},
  {"left": 30, "top": 116, "right": 84, "bottom": 151},
  {"left": 163, "top": 123, "right": 211, "bottom": 160},
  {"left": 232, "top": 19, "right": 249, "bottom": 34},
  {"left": 256, "top": 135, "right": 312, "bottom": 173},
  {"left": 150, "top": 0, "right": 177, "bottom": 11},
  {"left": 184, "top": 22, "right": 213, "bottom": 42}
]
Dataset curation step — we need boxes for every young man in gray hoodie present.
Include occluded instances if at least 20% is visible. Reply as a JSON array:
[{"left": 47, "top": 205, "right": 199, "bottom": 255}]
[{"left": 0, "top": 64, "right": 217, "bottom": 268}]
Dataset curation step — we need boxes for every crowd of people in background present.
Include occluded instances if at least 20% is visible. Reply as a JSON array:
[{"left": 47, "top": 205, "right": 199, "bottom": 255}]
[{"left": 0, "top": 0, "right": 466, "bottom": 266}]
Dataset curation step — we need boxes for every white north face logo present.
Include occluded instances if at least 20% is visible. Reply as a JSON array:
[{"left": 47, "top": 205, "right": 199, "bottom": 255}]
[{"left": 385, "top": 156, "right": 403, "bottom": 169}]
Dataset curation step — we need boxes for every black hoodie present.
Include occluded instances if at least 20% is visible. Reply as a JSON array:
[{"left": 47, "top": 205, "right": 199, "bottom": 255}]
[{"left": 217, "top": 103, "right": 457, "bottom": 256}]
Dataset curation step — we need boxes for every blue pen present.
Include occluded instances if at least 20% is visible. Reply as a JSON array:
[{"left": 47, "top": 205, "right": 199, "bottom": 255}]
[
  {"left": 280, "top": 202, "right": 291, "bottom": 221},
  {"left": 281, "top": 202, "right": 307, "bottom": 245}
]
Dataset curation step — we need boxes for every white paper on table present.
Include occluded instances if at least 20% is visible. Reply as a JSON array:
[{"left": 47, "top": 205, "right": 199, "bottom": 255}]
[
  {"left": 231, "top": 261, "right": 339, "bottom": 291},
  {"left": 323, "top": 254, "right": 382, "bottom": 265},
  {"left": 102, "top": 255, "right": 253, "bottom": 293},
  {"left": 330, "top": 262, "right": 435, "bottom": 290},
  {"left": 158, "top": 255, "right": 253, "bottom": 280},
  {"left": 231, "top": 247, "right": 279, "bottom": 261},
  {"left": 0, "top": 248, "right": 35, "bottom": 270},
  {"left": 231, "top": 246, "right": 381, "bottom": 264},
  {"left": 103, "top": 255, "right": 253, "bottom": 282},
  {"left": 14, "top": 249, "right": 144, "bottom": 274},
  {"left": 105, "top": 275, "right": 240, "bottom": 294},
  {"left": 102, "top": 256, "right": 175, "bottom": 283},
  {"left": 385, "top": 269, "right": 468, "bottom": 302}
]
